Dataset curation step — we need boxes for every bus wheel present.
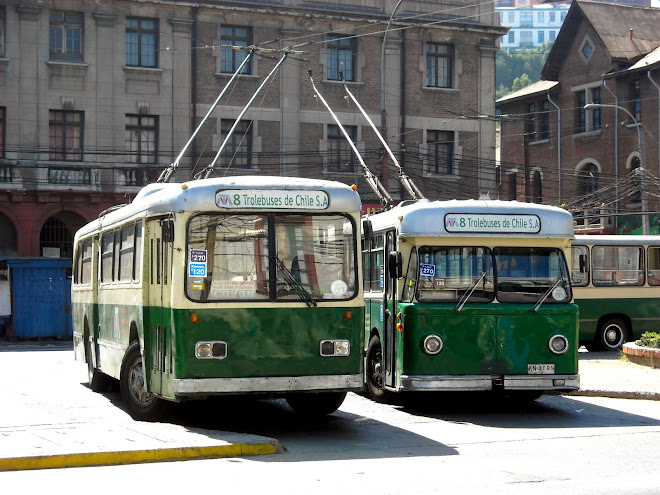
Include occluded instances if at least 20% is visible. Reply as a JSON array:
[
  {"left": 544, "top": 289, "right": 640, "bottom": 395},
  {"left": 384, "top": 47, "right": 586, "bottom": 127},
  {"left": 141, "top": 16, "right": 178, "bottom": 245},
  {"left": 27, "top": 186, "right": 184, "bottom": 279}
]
[
  {"left": 85, "top": 334, "right": 110, "bottom": 393},
  {"left": 286, "top": 392, "right": 347, "bottom": 417},
  {"left": 598, "top": 318, "right": 628, "bottom": 351},
  {"left": 120, "top": 341, "right": 166, "bottom": 422},
  {"left": 366, "top": 335, "right": 388, "bottom": 403}
]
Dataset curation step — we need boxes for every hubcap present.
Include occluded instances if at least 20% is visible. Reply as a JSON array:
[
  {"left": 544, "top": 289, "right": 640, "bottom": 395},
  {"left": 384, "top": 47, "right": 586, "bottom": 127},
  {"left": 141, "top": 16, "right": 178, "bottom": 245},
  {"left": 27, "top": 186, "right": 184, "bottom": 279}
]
[
  {"left": 129, "top": 358, "right": 155, "bottom": 407},
  {"left": 604, "top": 325, "right": 623, "bottom": 347}
]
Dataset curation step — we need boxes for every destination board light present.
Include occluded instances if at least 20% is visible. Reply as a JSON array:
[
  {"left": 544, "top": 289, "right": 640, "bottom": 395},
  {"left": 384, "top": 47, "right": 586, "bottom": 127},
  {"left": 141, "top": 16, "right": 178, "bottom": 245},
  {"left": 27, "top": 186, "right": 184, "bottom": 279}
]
[
  {"left": 215, "top": 189, "right": 329, "bottom": 210},
  {"left": 444, "top": 213, "right": 541, "bottom": 234}
]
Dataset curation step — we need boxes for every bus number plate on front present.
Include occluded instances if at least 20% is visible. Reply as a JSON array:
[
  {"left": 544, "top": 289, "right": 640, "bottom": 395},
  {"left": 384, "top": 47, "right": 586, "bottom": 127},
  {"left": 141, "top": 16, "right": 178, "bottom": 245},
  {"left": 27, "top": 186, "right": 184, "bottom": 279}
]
[{"left": 528, "top": 364, "right": 555, "bottom": 374}]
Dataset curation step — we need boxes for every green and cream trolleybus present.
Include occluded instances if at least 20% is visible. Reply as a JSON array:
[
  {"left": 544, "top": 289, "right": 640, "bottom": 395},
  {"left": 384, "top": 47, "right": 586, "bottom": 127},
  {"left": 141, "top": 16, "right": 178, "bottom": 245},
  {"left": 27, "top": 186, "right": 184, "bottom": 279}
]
[
  {"left": 72, "top": 176, "right": 364, "bottom": 420},
  {"left": 362, "top": 199, "right": 579, "bottom": 402},
  {"left": 571, "top": 234, "right": 660, "bottom": 351}
]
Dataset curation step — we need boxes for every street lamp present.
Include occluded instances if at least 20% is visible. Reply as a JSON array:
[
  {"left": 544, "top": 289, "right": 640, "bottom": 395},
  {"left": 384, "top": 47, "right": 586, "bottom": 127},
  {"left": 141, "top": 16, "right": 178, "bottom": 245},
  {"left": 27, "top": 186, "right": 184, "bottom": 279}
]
[{"left": 584, "top": 103, "right": 649, "bottom": 235}]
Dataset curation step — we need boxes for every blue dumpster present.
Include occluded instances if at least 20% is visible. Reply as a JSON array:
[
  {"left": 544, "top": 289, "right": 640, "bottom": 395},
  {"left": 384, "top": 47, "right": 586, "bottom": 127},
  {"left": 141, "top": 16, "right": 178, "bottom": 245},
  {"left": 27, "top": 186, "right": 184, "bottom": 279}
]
[{"left": 4, "top": 258, "right": 72, "bottom": 339}]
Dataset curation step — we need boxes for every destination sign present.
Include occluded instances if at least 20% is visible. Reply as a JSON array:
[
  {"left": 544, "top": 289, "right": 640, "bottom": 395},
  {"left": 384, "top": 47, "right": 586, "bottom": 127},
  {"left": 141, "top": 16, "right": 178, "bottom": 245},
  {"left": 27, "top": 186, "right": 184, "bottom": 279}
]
[
  {"left": 444, "top": 213, "right": 541, "bottom": 234},
  {"left": 215, "top": 189, "right": 329, "bottom": 210}
]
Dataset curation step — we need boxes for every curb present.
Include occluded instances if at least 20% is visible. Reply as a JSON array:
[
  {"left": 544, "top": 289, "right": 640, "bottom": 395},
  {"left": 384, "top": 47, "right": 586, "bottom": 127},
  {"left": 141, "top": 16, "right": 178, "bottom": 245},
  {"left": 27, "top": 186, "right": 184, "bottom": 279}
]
[
  {"left": 568, "top": 390, "right": 660, "bottom": 401},
  {"left": 0, "top": 441, "right": 282, "bottom": 472}
]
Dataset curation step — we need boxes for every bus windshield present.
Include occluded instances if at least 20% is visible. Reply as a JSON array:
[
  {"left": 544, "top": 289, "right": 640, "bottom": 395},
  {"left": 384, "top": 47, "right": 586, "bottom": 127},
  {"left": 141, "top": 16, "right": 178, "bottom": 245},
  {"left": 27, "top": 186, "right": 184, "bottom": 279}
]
[
  {"left": 416, "top": 247, "right": 495, "bottom": 303},
  {"left": 186, "top": 213, "right": 357, "bottom": 302},
  {"left": 413, "top": 246, "right": 571, "bottom": 304}
]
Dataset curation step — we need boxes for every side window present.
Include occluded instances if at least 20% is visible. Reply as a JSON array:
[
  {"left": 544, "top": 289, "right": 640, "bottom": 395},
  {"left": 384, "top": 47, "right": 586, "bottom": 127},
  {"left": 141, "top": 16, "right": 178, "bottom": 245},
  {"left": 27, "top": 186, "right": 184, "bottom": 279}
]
[
  {"left": 101, "top": 233, "right": 114, "bottom": 284},
  {"left": 134, "top": 222, "right": 143, "bottom": 282},
  {"left": 647, "top": 247, "right": 660, "bottom": 286},
  {"left": 74, "top": 239, "right": 92, "bottom": 285},
  {"left": 570, "top": 246, "right": 589, "bottom": 287},
  {"left": 592, "top": 245, "right": 644, "bottom": 287},
  {"left": 81, "top": 239, "right": 93, "bottom": 285},
  {"left": 362, "top": 246, "right": 371, "bottom": 292},
  {"left": 402, "top": 248, "right": 418, "bottom": 302},
  {"left": 119, "top": 224, "right": 135, "bottom": 283},
  {"left": 370, "top": 235, "right": 385, "bottom": 292}
]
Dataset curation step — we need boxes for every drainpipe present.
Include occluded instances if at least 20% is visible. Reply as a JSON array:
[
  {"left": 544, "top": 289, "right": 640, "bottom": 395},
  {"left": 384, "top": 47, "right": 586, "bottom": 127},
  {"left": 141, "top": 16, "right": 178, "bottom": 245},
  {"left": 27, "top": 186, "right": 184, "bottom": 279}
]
[
  {"left": 648, "top": 70, "right": 660, "bottom": 186},
  {"left": 547, "top": 94, "right": 561, "bottom": 205},
  {"left": 603, "top": 80, "right": 618, "bottom": 228}
]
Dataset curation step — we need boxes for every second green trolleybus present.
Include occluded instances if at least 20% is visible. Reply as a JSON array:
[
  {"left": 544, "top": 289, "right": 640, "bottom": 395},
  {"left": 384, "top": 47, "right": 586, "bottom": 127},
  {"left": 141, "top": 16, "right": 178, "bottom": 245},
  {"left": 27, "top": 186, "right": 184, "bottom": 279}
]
[
  {"left": 72, "top": 176, "right": 364, "bottom": 420},
  {"left": 362, "top": 199, "right": 580, "bottom": 402}
]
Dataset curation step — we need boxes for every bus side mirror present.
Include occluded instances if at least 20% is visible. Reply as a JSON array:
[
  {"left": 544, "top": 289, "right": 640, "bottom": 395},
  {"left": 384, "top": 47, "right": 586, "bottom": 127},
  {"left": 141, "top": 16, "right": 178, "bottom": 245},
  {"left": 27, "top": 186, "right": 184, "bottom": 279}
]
[
  {"left": 388, "top": 251, "right": 402, "bottom": 279},
  {"left": 162, "top": 219, "right": 174, "bottom": 243},
  {"left": 362, "top": 218, "right": 373, "bottom": 241}
]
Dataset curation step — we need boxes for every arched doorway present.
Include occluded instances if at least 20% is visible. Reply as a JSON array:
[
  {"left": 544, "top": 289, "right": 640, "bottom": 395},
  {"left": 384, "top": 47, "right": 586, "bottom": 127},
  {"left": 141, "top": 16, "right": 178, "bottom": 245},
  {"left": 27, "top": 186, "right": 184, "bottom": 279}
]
[
  {"left": 39, "top": 212, "right": 87, "bottom": 259},
  {"left": 0, "top": 214, "right": 18, "bottom": 257}
]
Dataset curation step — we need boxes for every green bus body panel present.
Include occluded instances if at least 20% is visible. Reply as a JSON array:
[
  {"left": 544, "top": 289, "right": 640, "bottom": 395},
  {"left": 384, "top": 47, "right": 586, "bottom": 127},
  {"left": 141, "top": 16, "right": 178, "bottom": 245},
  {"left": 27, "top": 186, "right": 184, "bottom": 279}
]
[
  {"left": 367, "top": 303, "right": 578, "bottom": 380},
  {"left": 75, "top": 301, "right": 364, "bottom": 400},
  {"left": 575, "top": 297, "right": 659, "bottom": 342},
  {"left": 141, "top": 305, "right": 364, "bottom": 398}
]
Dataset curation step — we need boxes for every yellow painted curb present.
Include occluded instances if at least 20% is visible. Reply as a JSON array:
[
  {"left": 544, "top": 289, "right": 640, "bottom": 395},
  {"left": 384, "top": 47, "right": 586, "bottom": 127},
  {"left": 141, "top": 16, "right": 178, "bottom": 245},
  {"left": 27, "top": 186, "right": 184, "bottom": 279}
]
[{"left": 0, "top": 443, "right": 279, "bottom": 472}]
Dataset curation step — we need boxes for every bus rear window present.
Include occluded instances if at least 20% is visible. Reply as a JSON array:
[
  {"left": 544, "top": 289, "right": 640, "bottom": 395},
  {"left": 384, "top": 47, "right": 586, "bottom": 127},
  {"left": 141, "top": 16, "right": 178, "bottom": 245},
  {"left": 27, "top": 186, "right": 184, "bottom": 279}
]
[{"left": 186, "top": 213, "right": 357, "bottom": 302}]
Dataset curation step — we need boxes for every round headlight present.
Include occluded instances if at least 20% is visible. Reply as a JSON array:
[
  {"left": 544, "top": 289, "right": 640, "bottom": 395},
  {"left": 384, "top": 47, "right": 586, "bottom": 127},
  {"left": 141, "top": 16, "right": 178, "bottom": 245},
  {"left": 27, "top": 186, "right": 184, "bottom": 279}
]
[
  {"left": 549, "top": 335, "right": 569, "bottom": 354},
  {"left": 423, "top": 335, "right": 443, "bottom": 355}
]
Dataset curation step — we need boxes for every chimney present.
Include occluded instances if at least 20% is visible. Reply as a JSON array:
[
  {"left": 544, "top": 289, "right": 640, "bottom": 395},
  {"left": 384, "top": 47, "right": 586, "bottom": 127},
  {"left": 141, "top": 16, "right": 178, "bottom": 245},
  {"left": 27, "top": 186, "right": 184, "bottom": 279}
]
[{"left": 630, "top": 29, "right": 634, "bottom": 41}]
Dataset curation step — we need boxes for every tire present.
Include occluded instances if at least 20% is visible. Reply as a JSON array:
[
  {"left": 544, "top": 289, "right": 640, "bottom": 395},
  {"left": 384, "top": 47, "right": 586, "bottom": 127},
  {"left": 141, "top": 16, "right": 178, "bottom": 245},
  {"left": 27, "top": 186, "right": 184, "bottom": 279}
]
[
  {"left": 120, "top": 341, "right": 167, "bottom": 422},
  {"left": 365, "top": 335, "right": 389, "bottom": 403},
  {"left": 85, "top": 332, "right": 110, "bottom": 393},
  {"left": 598, "top": 318, "right": 629, "bottom": 351},
  {"left": 286, "top": 391, "right": 347, "bottom": 417}
]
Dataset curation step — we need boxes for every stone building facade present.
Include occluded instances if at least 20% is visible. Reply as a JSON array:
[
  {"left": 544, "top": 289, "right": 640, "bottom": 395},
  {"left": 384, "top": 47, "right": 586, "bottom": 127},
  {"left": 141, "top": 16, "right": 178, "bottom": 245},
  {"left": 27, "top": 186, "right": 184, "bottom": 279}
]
[{"left": 0, "top": 0, "right": 506, "bottom": 258}]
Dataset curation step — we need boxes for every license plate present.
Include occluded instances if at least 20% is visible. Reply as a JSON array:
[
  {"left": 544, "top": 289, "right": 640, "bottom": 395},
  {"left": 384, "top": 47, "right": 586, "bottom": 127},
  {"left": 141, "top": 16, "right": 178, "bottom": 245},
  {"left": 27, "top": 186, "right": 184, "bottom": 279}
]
[{"left": 528, "top": 364, "right": 555, "bottom": 374}]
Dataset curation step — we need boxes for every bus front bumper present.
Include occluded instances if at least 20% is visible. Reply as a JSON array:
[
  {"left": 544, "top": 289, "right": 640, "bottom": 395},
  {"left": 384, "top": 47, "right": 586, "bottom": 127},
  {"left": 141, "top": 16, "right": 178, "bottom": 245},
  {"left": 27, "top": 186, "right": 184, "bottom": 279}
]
[
  {"left": 399, "top": 374, "right": 580, "bottom": 392},
  {"left": 172, "top": 374, "right": 364, "bottom": 395}
]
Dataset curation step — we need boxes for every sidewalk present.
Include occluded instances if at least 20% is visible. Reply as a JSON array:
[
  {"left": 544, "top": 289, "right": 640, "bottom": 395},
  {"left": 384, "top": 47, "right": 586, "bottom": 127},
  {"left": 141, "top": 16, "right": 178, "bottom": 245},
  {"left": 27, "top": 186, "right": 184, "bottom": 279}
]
[
  {"left": 571, "top": 348, "right": 660, "bottom": 401},
  {"left": 1, "top": 343, "right": 659, "bottom": 472}
]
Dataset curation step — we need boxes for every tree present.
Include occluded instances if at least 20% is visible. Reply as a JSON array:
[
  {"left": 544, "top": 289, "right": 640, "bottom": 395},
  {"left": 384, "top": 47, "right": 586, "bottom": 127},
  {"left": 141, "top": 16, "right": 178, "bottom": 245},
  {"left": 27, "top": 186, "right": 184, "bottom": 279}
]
[
  {"left": 512, "top": 74, "right": 533, "bottom": 92},
  {"left": 496, "top": 42, "right": 553, "bottom": 98}
]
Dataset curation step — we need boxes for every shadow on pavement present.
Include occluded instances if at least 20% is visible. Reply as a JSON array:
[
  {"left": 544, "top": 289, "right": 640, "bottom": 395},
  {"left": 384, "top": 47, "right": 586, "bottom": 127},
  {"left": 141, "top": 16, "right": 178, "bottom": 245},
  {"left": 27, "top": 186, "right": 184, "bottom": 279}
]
[{"left": 390, "top": 391, "right": 660, "bottom": 429}]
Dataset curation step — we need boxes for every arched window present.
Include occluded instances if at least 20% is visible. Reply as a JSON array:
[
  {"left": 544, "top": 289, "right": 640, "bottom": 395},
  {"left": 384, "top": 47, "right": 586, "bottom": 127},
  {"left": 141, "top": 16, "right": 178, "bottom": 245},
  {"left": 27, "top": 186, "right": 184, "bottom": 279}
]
[
  {"left": 40, "top": 212, "right": 86, "bottom": 259},
  {"left": 531, "top": 170, "right": 542, "bottom": 203},
  {"left": 577, "top": 163, "right": 599, "bottom": 199},
  {"left": 629, "top": 156, "right": 641, "bottom": 203}
]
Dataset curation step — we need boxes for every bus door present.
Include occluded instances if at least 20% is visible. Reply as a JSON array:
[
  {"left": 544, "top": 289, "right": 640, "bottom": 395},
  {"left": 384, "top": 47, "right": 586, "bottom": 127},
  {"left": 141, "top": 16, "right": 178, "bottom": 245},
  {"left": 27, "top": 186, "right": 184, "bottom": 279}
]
[
  {"left": 383, "top": 230, "right": 398, "bottom": 389},
  {"left": 146, "top": 218, "right": 174, "bottom": 395}
]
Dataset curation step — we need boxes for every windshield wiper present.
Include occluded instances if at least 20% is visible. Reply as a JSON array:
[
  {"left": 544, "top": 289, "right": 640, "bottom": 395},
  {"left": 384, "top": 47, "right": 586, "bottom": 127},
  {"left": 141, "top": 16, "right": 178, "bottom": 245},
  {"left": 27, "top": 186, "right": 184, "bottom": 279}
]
[
  {"left": 531, "top": 276, "right": 563, "bottom": 312},
  {"left": 275, "top": 256, "right": 317, "bottom": 307},
  {"left": 455, "top": 271, "right": 487, "bottom": 312}
]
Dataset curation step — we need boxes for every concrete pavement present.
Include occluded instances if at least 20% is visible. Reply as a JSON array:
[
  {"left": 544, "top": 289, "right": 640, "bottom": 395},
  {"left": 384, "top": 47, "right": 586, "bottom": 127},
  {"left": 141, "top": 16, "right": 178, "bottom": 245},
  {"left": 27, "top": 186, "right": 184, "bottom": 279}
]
[{"left": 1, "top": 342, "right": 659, "bottom": 472}]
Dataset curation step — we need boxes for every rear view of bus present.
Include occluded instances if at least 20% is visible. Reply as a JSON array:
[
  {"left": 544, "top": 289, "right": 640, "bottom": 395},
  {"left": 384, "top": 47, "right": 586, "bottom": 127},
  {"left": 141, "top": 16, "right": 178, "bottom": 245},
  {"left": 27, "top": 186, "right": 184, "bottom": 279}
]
[
  {"left": 363, "top": 199, "right": 579, "bottom": 403},
  {"left": 72, "top": 176, "right": 364, "bottom": 421}
]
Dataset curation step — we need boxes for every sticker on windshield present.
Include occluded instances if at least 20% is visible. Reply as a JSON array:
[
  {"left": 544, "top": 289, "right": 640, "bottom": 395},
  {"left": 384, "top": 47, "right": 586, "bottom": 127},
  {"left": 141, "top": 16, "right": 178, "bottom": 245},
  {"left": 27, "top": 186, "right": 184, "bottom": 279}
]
[
  {"left": 552, "top": 286, "right": 567, "bottom": 301},
  {"left": 330, "top": 280, "right": 348, "bottom": 297},
  {"left": 420, "top": 264, "right": 436, "bottom": 277}
]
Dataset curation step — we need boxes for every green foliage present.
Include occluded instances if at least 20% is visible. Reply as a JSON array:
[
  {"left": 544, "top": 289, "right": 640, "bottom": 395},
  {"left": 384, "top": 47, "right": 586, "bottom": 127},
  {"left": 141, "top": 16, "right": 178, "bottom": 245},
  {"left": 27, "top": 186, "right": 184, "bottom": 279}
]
[
  {"left": 637, "top": 332, "right": 660, "bottom": 349},
  {"left": 496, "top": 42, "right": 553, "bottom": 99}
]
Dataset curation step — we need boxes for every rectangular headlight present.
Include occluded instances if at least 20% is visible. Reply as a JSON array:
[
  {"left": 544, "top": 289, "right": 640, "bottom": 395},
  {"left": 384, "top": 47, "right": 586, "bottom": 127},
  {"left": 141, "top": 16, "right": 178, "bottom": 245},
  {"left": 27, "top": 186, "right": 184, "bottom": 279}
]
[
  {"left": 319, "top": 340, "right": 350, "bottom": 357},
  {"left": 195, "top": 341, "right": 227, "bottom": 359}
]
